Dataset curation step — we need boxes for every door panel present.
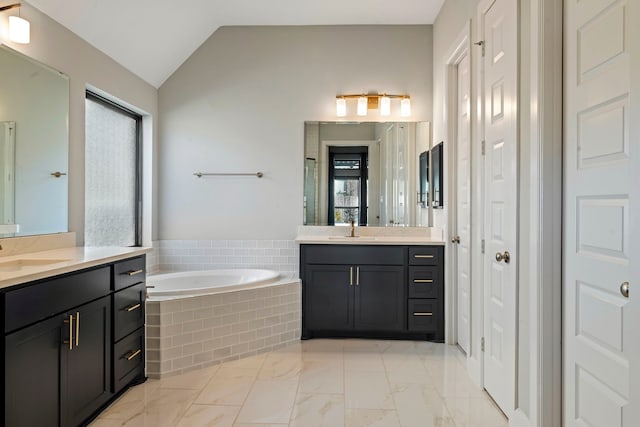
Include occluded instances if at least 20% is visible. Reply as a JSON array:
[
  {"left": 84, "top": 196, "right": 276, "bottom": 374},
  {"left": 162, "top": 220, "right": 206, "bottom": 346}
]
[
  {"left": 564, "top": 0, "right": 638, "bottom": 425},
  {"left": 354, "top": 265, "right": 405, "bottom": 331},
  {"left": 456, "top": 51, "right": 472, "bottom": 354},
  {"left": 303, "top": 265, "right": 353, "bottom": 330},
  {"left": 482, "top": 0, "right": 518, "bottom": 416}
]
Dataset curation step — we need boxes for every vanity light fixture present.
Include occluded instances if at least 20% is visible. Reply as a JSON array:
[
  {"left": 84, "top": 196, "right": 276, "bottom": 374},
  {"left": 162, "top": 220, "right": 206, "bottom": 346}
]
[
  {"left": 1, "top": 3, "right": 30, "bottom": 44},
  {"left": 335, "top": 93, "right": 411, "bottom": 117}
]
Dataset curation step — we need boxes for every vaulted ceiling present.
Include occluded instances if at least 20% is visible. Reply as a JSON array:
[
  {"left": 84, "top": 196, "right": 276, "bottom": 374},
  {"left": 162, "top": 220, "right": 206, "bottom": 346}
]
[{"left": 27, "top": 0, "right": 445, "bottom": 88}]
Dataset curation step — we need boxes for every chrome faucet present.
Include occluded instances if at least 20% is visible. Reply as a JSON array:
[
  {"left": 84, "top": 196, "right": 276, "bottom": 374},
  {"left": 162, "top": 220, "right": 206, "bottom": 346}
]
[{"left": 350, "top": 220, "right": 356, "bottom": 238}]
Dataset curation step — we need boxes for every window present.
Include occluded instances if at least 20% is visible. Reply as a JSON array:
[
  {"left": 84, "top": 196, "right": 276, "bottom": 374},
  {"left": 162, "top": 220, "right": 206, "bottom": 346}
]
[
  {"left": 84, "top": 92, "right": 142, "bottom": 246},
  {"left": 327, "top": 147, "right": 368, "bottom": 226}
]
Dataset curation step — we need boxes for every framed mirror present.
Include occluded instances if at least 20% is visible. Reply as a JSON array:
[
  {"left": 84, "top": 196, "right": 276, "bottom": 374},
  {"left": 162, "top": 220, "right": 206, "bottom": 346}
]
[
  {"left": 304, "top": 121, "right": 430, "bottom": 226},
  {"left": 0, "top": 45, "right": 69, "bottom": 237}
]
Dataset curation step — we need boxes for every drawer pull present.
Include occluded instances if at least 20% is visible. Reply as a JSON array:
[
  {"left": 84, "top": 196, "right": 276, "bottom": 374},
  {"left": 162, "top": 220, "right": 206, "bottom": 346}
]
[
  {"left": 413, "top": 279, "right": 434, "bottom": 283},
  {"left": 75, "top": 311, "right": 80, "bottom": 347},
  {"left": 63, "top": 314, "right": 74, "bottom": 350},
  {"left": 413, "top": 312, "right": 434, "bottom": 316},
  {"left": 125, "top": 349, "right": 142, "bottom": 361},
  {"left": 414, "top": 255, "right": 434, "bottom": 259},
  {"left": 126, "top": 303, "right": 142, "bottom": 312},
  {"left": 125, "top": 269, "right": 144, "bottom": 276}
]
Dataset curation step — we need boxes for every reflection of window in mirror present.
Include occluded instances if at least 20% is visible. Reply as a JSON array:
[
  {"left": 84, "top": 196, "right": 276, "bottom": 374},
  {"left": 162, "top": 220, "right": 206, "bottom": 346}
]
[
  {"left": 419, "top": 150, "right": 429, "bottom": 208},
  {"left": 328, "top": 147, "right": 368, "bottom": 226},
  {"left": 431, "top": 142, "right": 444, "bottom": 208}
]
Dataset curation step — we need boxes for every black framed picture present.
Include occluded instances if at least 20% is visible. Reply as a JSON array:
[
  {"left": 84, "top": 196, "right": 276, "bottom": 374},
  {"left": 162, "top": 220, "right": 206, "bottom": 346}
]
[{"left": 419, "top": 151, "right": 429, "bottom": 208}]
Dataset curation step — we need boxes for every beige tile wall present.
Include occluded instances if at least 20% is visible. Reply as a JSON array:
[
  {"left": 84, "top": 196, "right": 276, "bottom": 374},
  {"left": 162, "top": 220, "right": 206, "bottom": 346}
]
[{"left": 145, "top": 279, "right": 301, "bottom": 378}]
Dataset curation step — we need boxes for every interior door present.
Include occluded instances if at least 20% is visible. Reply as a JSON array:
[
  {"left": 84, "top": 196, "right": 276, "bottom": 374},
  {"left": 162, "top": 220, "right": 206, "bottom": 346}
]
[
  {"left": 564, "top": 0, "right": 639, "bottom": 425},
  {"left": 481, "top": 0, "right": 518, "bottom": 416},
  {"left": 455, "top": 52, "right": 472, "bottom": 354}
]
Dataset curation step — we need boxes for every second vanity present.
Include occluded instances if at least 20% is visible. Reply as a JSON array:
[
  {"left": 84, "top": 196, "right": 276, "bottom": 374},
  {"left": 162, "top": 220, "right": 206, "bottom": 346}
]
[
  {"left": 297, "top": 227, "right": 445, "bottom": 342},
  {"left": 0, "top": 237, "right": 150, "bottom": 427}
]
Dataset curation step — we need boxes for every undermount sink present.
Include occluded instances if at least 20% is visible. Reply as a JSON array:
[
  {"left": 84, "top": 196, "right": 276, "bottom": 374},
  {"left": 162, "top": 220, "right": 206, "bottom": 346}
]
[
  {"left": 327, "top": 236, "right": 378, "bottom": 241},
  {"left": 0, "top": 258, "right": 71, "bottom": 272}
]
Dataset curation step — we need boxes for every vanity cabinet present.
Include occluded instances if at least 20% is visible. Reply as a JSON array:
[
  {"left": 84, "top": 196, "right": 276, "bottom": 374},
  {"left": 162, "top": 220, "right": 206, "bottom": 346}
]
[
  {"left": 301, "top": 244, "right": 444, "bottom": 341},
  {"left": 2, "top": 255, "right": 146, "bottom": 427}
]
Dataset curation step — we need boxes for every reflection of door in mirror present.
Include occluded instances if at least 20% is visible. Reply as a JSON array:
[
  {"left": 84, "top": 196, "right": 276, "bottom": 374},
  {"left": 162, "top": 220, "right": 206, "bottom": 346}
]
[
  {"left": 303, "top": 158, "right": 317, "bottom": 225},
  {"left": 328, "top": 147, "right": 368, "bottom": 226},
  {"left": 0, "top": 122, "right": 16, "bottom": 230}
]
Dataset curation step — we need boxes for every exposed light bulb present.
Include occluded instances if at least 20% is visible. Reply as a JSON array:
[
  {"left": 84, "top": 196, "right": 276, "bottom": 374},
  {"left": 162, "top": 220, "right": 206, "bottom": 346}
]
[
  {"left": 336, "top": 98, "right": 347, "bottom": 117},
  {"left": 400, "top": 98, "right": 411, "bottom": 117},
  {"left": 9, "top": 15, "right": 30, "bottom": 44},
  {"left": 380, "top": 96, "right": 391, "bottom": 116},
  {"left": 357, "top": 96, "right": 368, "bottom": 116}
]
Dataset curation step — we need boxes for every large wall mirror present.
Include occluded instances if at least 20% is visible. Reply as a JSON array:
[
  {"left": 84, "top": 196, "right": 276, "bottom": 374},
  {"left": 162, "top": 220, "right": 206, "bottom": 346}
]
[
  {"left": 0, "top": 45, "right": 69, "bottom": 238},
  {"left": 304, "top": 121, "right": 431, "bottom": 227}
]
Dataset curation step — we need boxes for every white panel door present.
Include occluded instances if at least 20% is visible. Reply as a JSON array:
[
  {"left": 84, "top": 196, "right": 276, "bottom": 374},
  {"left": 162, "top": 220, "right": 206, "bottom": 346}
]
[
  {"left": 481, "top": 0, "right": 518, "bottom": 416},
  {"left": 456, "top": 52, "right": 472, "bottom": 354},
  {"left": 564, "top": 0, "right": 639, "bottom": 425}
]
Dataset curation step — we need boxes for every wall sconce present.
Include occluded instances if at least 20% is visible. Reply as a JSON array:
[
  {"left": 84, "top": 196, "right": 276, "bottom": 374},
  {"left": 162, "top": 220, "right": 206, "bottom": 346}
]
[
  {"left": 1, "top": 3, "right": 30, "bottom": 44},
  {"left": 335, "top": 93, "right": 411, "bottom": 118}
]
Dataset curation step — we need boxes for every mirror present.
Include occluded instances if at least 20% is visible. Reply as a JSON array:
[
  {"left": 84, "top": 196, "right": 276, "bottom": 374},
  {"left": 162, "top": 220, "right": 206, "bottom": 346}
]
[
  {"left": 304, "top": 121, "right": 430, "bottom": 226},
  {"left": 0, "top": 46, "right": 69, "bottom": 238}
]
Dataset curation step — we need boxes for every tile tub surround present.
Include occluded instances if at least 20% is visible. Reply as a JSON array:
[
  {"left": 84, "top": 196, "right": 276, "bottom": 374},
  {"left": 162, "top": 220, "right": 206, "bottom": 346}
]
[
  {"left": 154, "top": 239, "right": 299, "bottom": 275},
  {"left": 146, "top": 278, "right": 301, "bottom": 378}
]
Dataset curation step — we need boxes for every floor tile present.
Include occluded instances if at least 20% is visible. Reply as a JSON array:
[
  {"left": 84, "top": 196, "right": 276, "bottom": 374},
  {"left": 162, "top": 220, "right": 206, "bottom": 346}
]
[
  {"left": 289, "top": 393, "right": 345, "bottom": 427},
  {"left": 445, "top": 396, "right": 508, "bottom": 427},
  {"left": 195, "top": 368, "right": 257, "bottom": 405},
  {"left": 258, "top": 352, "right": 305, "bottom": 380},
  {"left": 299, "top": 360, "right": 344, "bottom": 394},
  {"left": 176, "top": 404, "right": 240, "bottom": 427},
  {"left": 391, "top": 383, "right": 456, "bottom": 427},
  {"left": 345, "top": 371, "right": 395, "bottom": 410},
  {"left": 235, "top": 379, "right": 298, "bottom": 424},
  {"left": 157, "top": 365, "right": 220, "bottom": 390},
  {"left": 345, "top": 409, "right": 401, "bottom": 427}
]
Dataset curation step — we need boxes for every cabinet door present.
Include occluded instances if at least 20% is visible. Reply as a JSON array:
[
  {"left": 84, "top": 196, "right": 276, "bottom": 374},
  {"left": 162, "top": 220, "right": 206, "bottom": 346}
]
[
  {"left": 304, "top": 265, "right": 353, "bottom": 331},
  {"left": 5, "top": 314, "right": 66, "bottom": 427},
  {"left": 354, "top": 265, "right": 405, "bottom": 331},
  {"left": 61, "top": 296, "right": 112, "bottom": 427}
]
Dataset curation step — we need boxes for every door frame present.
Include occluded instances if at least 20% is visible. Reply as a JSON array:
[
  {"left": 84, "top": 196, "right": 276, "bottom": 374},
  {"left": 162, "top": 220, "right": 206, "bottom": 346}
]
[{"left": 443, "top": 22, "right": 473, "bottom": 356}]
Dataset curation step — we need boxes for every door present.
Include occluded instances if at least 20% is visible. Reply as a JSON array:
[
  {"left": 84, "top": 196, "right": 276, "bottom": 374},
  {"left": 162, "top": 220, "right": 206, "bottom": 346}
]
[
  {"left": 61, "top": 296, "right": 112, "bottom": 427},
  {"left": 5, "top": 314, "right": 66, "bottom": 427},
  {"left": 455, "top": 51, "right": 472, "bottom": 354},
  {"left": 303, "top": 265, "right": 353, "bottom": 331},
  {"left": 354, "top": 265, "right": 405, "bottom": 331},
  {"left": 564, "top": 0, "right": 639, "bottom": 425},
  {"left": 481, "top": 0, "right": 518, "bottom": 415}
]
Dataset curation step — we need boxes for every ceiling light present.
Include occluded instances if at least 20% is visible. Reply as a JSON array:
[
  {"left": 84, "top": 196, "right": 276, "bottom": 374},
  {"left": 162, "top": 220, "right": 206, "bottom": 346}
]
[
  {"left": 1, "top": 3, "right": 30, "bottom": 44},
  {"left": 335, "top": 93, "right": 411, "bottom": 118}
]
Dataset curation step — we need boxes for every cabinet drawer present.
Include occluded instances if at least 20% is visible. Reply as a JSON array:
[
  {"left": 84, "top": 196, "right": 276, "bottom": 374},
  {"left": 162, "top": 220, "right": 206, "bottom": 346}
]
[
  {"left": 114, "top": 256, "right": 146, "bottom": 291},
  {"left": 114, "top": 328, "right": 145, "bottom": 393},
  {"left": 408, "top": 246, "right": 443, "bottom": 266},
  {"left": 407, "top": 299, "right": 441, "bottom": 332},
  {"left": 303, "top": 245, "right": 405, "bottom": 265},
  {"left": 114, "top": 282, "right": 146, "bottom": 342},
  {"left": 408, "top": 267, "right": 441, "bottom": 299},
  {"left": 5, "top": 267, "right": 110, "bottom": 333}
]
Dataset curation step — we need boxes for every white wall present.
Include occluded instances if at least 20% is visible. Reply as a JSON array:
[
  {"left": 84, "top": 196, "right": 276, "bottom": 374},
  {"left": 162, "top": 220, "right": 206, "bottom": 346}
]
[
  {"left": 158, "top": 25, "right": 433, "bottom": 240},
  {"left": 1, "top": 2, "right": 159, "bottom": 244}
]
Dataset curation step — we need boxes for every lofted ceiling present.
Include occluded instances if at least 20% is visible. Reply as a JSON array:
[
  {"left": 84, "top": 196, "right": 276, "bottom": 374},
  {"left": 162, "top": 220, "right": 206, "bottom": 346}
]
[{"left": 26, "top": 0, "right": 445, "bottom": 88}]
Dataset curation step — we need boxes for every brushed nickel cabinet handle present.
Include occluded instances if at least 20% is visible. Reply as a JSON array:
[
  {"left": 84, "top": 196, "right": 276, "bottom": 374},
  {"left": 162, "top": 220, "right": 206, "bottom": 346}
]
[
  {"left": 414, "top": 255, "right": 434, "bottom": 259},
  {"left": 64, "top": 314, "right": 74, "bottom": 350},
  {"left": 75, "top": 311, "right": 80, "bottom": 347},
  {"left": 126, "top": 303, "right": 142, "bottom": 312},
  {"left": 356, "top": 267, "right": 360, "bottom": 286},
  {"left": 125, "top": 269, "right": 144, "bottom": 276},
  {"left": 413, "top": 279, "right": 434, "bottom": 283},
  {"left": 413, "top": 312, "right": 434, "bottom": 316},
  {"left": 126, "top": 349, "right": 142, "bottom": 361},
  {"left": 350, "top": 267, "right": 353, "bottom": 286}
]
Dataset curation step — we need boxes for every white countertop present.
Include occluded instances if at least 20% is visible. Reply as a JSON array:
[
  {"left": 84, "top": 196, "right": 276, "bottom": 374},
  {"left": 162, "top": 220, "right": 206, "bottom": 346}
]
[
  {"left": 0, "top": 246, "right": 152, "bottom": 290},
  {"left": 295, "top": 225, "right": 445, "bottom": 246}
]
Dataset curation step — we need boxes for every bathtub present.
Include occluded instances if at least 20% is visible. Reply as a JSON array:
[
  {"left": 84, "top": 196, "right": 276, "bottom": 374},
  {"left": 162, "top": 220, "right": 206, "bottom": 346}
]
[
  {"left": 145, "top": 269, "right": 301, "bottom": 378},
  {"left": 147, "top": 269, "right": 281, "bottom": 299}
]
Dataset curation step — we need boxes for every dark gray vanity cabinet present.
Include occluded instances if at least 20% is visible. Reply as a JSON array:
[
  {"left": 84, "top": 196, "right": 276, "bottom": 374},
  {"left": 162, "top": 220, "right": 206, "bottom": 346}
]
[
  {"left": 301, "top": 244, "right": 444, "bottom": 341},
  {"left": 2, "top": 255, "right": 146, "bottom": 427}
]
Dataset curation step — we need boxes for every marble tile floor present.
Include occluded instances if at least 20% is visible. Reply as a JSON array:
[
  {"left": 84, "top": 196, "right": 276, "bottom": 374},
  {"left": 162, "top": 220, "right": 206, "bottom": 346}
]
[{"left": 91, "top": 339, "right": 507, "bottom": 427}]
